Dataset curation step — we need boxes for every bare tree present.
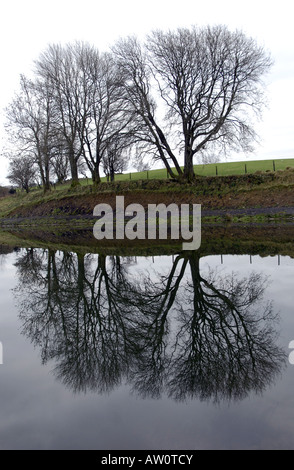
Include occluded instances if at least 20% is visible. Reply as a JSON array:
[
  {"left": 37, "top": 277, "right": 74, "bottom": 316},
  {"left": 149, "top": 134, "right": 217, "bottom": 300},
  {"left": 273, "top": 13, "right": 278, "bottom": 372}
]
[
  {"left": 4, "top": 26, "right": 272, "bottom": 186},
  {"left": 4, "top": 74, "right": 57, "bottom": 191},
  {"left": 50, "top": 138, "right": 70, "bottom": 183},
  {"left": 78, "top": 48, "right": 136, "bottom": 183},
  {"left": 35, "top": 43, "right": 86, "bottom": 185},
  {"left": 113, "top": 25, "right": 272, "bottom": 181},
  {"left": 102, "top": 135, "right": 131, "bottom": 182},
  {"left": 34, "top": 43, "right": 135, "bottom": 185},
  {"left": 113, "top": 36, "right": 182, "bottom": 179},
  {"left": 7, "top": 155, "right": 36, "bottom": 192}
]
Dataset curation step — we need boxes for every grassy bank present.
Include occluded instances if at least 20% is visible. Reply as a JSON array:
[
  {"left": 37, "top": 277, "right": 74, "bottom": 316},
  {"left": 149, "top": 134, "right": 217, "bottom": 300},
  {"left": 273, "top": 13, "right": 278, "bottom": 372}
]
[
  {"left": 111, "top": 158, "right": 294, "bottom": 181},
  {"left": 0, "top": 165, "right": 294, "bottom": 221},
  {"left": 1, "top": 163, "right": 293, "bottom": 257},
  {"left": 5, "top": 157, "right": 293, "bottom": 197}
]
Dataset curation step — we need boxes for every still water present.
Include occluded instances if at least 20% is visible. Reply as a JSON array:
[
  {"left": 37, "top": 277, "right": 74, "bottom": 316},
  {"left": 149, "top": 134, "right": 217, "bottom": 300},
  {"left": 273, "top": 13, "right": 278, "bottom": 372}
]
[{"left": 0, "top": 246, "right": 294, "bottom": 450}]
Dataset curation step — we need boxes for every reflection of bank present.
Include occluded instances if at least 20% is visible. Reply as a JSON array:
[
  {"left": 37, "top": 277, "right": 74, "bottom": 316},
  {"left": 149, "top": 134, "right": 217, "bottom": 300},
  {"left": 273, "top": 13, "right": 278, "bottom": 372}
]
[
  {"left": 2, "top": 221, "right": 294, "bottom": 260},
  {"left": 13, "top": 248, "right": 286, "bottom": 403}
]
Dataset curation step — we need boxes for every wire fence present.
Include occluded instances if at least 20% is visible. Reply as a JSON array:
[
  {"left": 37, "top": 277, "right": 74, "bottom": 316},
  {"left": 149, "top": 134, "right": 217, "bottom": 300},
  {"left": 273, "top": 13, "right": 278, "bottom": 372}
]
[{"left": 123, "top": 159, "right": 294, "bottom": 181}]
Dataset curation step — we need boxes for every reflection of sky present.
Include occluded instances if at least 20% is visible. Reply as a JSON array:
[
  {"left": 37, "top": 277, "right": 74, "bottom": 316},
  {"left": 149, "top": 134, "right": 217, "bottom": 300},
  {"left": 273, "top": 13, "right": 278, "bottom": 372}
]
[{"left": 0, "top": 251, "right": 294, "bottom": 449}]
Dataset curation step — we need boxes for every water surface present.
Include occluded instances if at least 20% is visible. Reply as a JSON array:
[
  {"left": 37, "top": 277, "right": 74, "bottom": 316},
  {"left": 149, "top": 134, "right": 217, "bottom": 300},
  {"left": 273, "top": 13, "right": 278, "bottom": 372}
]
[{"left": 0, "top": 247, "right": 294, "bottom": 450}]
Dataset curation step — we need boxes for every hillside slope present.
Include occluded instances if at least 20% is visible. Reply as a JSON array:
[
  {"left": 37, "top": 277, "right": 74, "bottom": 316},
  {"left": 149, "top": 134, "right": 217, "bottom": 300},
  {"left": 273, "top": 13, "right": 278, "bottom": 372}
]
[{"left": 0, "top": 169, "right": 293, "bottom": 221}]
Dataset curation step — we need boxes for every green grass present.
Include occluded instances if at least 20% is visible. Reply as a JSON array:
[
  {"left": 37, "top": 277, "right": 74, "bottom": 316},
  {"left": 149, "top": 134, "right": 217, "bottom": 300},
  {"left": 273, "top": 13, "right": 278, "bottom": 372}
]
[
  {"left": 27, "top": 158, "right": 293, "bottom": 192},
  {"left": 195, "top": 158, "right": 294, "bottom": 176},
  {"left": 92, "top": 158, "right": 294, "bottom": 183},
  {"left": 1, "top": 157, "right": 293, "bottom": 219},
  {"left": 7, "top": 158, "right": 294, "bottom": 196}
]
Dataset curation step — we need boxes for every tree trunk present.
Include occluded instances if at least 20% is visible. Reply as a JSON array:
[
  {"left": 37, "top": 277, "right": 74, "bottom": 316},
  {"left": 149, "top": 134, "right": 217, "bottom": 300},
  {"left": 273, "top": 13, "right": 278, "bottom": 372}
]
[
  {"left": 68, "top": 147, "right": 79, "bottom": 185},
  {"left": 43, "top": 180, "right": 51, "bottom": 192},
  {"left": 77, "top": 253, "right": 85, "bottom": 292},
  {"left": 44, "top": 163, "right": 51, "bottom": 192},
  {"left": 183, "top": 150, "right": 194, "bottom": 182},
  {"left": 92, "top": 164, "right": 101, "bottom": 184},
  {"left": 70, "top": 162, "right": 79, "bottom": 185},
  {"left": 110, "top": 162, "right": 115, "bottom": 182}
]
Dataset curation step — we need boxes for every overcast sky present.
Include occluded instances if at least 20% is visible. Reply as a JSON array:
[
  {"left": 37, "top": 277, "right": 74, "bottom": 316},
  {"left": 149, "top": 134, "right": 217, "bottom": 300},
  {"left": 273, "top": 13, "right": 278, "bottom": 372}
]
[{"left": 0, "top": 0, "right": 293, "bottom": 185}]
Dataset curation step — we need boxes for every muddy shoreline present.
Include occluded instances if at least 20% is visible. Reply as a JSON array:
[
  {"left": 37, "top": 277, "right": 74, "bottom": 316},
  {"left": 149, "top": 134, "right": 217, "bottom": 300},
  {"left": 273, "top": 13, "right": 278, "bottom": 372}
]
[{"left": 1, "top": 205, "right": 294, "bottom": 229}]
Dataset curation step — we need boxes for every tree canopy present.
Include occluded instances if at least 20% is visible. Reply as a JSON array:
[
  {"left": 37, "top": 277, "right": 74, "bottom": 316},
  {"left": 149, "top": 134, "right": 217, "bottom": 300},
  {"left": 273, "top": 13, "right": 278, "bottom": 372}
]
[{"left": 3, "top": 25, "right": 272, "bottom": 188}]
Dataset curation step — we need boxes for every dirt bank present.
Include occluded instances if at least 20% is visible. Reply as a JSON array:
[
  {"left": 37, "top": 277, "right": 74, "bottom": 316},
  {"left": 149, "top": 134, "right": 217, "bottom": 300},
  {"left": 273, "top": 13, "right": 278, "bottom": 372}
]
[{"left": 4, "top": 184, "right": 294, "bottom": 220}]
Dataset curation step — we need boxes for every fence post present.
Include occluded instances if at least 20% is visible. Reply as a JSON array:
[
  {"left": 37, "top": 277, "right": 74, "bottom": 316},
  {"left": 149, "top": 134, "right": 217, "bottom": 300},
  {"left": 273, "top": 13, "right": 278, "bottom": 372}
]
[
  {"left": 245, "top": 164, "right": 247, "bottom": 174},
  {"left": 273, "top": 160, "right": 276, "bottom": 171},
  {"left": 216, "top": 165, "right": 218, "bottom": 176},
  {"left": 129, "top": 172, "right": 132, "bottom": 180}
]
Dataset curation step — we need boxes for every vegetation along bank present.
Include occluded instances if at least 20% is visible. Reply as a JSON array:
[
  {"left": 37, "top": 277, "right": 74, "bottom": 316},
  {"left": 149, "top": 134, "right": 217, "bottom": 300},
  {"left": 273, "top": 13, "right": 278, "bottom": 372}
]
[{"left": 0, "top": 167, "right": 293, "bottom": 227}]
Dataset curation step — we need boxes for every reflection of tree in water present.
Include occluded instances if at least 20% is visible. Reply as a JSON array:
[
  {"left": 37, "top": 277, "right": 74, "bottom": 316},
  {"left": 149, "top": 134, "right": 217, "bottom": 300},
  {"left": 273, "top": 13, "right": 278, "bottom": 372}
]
[
  {"left": 169, "top": 253, "right": 283, "bottom": 402},
  {"left": 127, "top": 252, "right": 285, "bottom": 402},
  {"left": 15, "top": 249, "right": 136, "bottom": 393},
  {"left": 14, "top": 248, "right": 286, "bottom": 403}
]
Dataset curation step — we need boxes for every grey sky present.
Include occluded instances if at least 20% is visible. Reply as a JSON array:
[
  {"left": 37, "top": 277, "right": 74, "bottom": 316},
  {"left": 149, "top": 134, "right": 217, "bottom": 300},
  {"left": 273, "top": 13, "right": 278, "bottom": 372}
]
[{"left": 0, "top": 0, "right": 293, "bottom": 185}]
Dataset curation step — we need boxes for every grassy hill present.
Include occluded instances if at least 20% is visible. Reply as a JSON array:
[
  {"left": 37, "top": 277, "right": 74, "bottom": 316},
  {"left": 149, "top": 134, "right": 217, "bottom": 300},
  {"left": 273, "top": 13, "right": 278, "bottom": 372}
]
[
  {"left": 0, "top": 157, "right": 293, "bottom": 254},
  {"left": 26, "top": 157, "right": 293, "bottom": 191},
  {"left": 0, "top": 159, "right": 293, "bottom": 222},
  {"left": 105, "top": 158, "right": 294, "bottom": 182}
]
